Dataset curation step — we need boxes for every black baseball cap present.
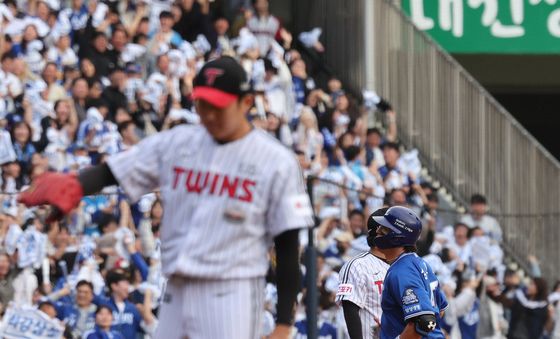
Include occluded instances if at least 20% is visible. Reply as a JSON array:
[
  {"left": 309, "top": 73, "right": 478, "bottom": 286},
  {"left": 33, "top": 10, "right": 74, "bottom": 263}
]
[{"left": 192, "top": 56, "right": 252, "bottom": 109}]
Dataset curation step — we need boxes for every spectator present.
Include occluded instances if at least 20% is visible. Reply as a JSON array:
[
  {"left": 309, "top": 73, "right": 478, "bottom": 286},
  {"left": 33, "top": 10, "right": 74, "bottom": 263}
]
[
  {"left": 173, "top": 0, "right": 212, "bottom": 43},
  {"left": 246, "top": 0, "right": 290, "bottom": 56},
  {"left": 104, "top": 270, "right": 145, "bottom": 339},
  {"left": 42, "top": 62, "right": 67, "bottom": 103},
  {"left": 71, "top": 77, "right": 90, "bottom": 122},
  {"left": 55, "top": 280, "right": 97, "bottom": 338},
  {"left": 460, "top": 194, "right": 503, "bottom": 243},
  {"left": 102, "top": 67, "right": 128, "bottom": 121},
  {"left": 150, "top": 11, "right": 183, "bottom": 54},
  {"left": 490, "top": 277, "right": 550, "bottom": 339},
  {"left": 87, "top": 32, "right": 114, "bottom": 78},
  {"left": 291, "top": 58, "right": 315, "bottom": 105},
  {"left": 84, "top": 304, "right": 125, "bottom": 339},
  {"left": 10, "top": 121, "right": 36, "bottom": 177},
  {"left": 117, "top": 120, "right": 139, "bottom": 151},
  {"left": 347, "top": 209, "right": 365, "bottom": 238},
  {"left": 365, "top": 127, "right": 385, "bottom": 167},
  {"left": 0, "top": 252, "right": 16, "bottom": 307},
  {"left": 378, "top": 142, "right": 408, "bottom": 191}
]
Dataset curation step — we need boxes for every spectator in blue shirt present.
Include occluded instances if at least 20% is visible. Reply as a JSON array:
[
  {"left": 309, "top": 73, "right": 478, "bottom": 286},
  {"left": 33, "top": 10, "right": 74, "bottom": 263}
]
[
  {"left": 84, "top": 305, "right": 125, "bottom": 339},
  {"left": 103, "top": 270, "right": 144, "bottom": 339},
  {"left": 56, "top": 280, "right": 97, "bottom": 338}
]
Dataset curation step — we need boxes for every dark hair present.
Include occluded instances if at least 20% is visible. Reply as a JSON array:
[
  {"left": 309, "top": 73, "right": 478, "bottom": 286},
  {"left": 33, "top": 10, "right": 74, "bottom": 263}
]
[
  {"left": 97, "top": 213, "right": 118, "bottom": 233},
  {"left": 53, "top": 99, "right": 65, "bottom": 112},
  {"left": 38, "top": 300, "right": 56, "bottom": 312},
  {"left": 454, "top": 222, "right": 469, "bottom": 232},
  {"left": 71, "top": 77, "right": 88, "bottom": 88},
  {"left": 382, "top": 142, "right": 400, "bottom": 152},
  {"left": 159, "top": 10, "right": 173, "bottom": 19},
  {"left": 553, "top": 280, "right": 560, "bottom": 292},
  {"left": 532, "top": 277, "right": 548, "bottom": 301},
  {"left": 106, "top": 270, "right": 128, "bottom": 290},
  {"left": 426, "top": 193, "right": 438, "bottom": 203},
  {"left": 76, "top": 280, "right": 94, "bottom": 292},
  {"left": 86, "top": 98, "right": 109, "bottom": 110},
  {"left": 117, "top": 120, "right": 135, "bottom": 134},
  {"left": 10, "top": 121, "right": 32, "bottom": 145},
  {"left": 470, "top": 194, "right": 487, "bottom": 205},
  {"left": 91, "top": 31, "right": 107, "bottom": 41},
  {"left": 467, "top": 226, "right": 482, "bottom": 238},
  {"left": 132, "top": 33, "right": 148, "bottom": 44},
  {"left": 349, "top": 209, "right": 363, "bottom": 218},
  {"left": 43, "top": 62, "right": 57, "bottom": 72},
  {"left": 344, "top": 145, "right": 361, "bottom": 162},
  {"left": 95, "top": 304, "right": 113, "bottom": 316},
  {"left": 420, "top": 182, "right": 434, "bottom": 191},
  {"left": 1, "top": 52, "right": 15, "bottom": 63},
  {"left": 367, "top": 127, "right": 381, "bottom": 136},
  {"left": 404, "top": 245, "right": 417, "bottom": 253},
  {"left": 112, "top": 27, "right": 128, "bottom": 38}
]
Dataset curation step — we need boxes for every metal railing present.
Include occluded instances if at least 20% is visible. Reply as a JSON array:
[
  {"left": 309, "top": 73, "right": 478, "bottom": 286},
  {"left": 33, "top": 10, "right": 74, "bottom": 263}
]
[
  {"left": 292, "top": 0, "right": 560, "bottom": 282},
  {"left": 372, "top": 0, "right": 560, "bottom": 282}
]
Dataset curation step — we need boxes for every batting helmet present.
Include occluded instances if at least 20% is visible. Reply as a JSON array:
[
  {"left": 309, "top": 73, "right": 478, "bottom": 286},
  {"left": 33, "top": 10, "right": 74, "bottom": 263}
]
[
  {"left": 372, "top": 206, "right": 422, "bottom": 249},
  {"left": 366, "top": 207, "right": 389, "bottom": 247}
]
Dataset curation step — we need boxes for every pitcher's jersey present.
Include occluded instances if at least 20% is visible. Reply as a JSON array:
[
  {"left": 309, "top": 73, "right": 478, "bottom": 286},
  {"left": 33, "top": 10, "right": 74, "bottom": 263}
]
[
  {"left": 336, "top": 252, "right": 389, "bottom": 338},
  {"left": 380, "top": 253, "right": 448, "bottom": 339},
  {"left": 107, "top": 125, "right": 314, "bottom": 279}
]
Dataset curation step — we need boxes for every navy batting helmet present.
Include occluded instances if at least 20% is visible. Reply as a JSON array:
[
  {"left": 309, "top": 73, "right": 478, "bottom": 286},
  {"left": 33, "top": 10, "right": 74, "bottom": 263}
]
[
  {"left": 372, "top": 206, "right": 422, "bottom": 249},
  {"left": 366, "top": 207, "right": 389, "bottom": 247}
]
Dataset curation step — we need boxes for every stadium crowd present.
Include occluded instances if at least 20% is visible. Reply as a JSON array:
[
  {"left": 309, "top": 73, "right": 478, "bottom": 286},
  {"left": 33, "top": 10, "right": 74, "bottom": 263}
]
[{"left": 0, "top": 0, "right": 558, "bottom": 338}]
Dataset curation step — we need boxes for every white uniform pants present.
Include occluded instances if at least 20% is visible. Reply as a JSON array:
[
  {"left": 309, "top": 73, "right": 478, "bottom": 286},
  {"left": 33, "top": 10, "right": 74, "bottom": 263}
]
[{"left": 154, "top": 276, "right": 265, "bottom": 339}]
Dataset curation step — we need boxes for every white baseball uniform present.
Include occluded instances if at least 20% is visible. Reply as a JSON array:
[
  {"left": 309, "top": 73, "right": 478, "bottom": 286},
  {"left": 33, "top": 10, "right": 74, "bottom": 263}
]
[
  {"left": 336, "top": 252, "right": 389, "bottom": 339},
  {"left": 107, "top": 124, "right": 314, "bottom": 338}
]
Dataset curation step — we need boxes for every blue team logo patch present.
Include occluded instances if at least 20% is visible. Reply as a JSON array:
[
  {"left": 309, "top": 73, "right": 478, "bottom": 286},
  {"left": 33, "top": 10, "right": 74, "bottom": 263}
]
[{"left": 402, "top": 289, "right": 419, "bottom": 305}]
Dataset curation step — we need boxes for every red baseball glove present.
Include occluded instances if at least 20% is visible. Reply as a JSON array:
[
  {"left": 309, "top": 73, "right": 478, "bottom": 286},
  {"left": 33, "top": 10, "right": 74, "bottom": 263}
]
[{"left": 18, "top": 172, "right": 84, "bottom": 221}]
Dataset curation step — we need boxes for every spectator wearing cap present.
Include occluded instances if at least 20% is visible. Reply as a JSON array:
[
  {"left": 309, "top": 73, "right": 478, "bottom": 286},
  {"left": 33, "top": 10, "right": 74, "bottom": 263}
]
[
  {"left": 460, "top": 194, "right": 502, "bottom": 243},
  {"left": 102, "top": 270, "right": 145, "bottom": 339},
  {"left": 84, "top": 304, "right": 125, "bottom": 339}
]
